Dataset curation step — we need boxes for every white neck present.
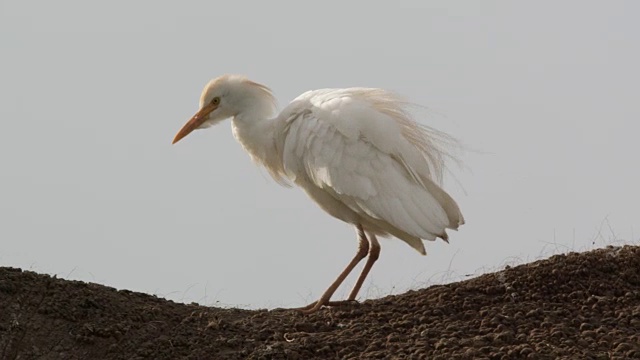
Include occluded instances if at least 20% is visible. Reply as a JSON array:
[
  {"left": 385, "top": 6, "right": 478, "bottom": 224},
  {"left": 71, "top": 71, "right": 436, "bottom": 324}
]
[
  {"left": 231, "top": 105, "right": 287, "bottom": 184},
  {"left": 231, "top": 111, "right": 275, "bottom": 162}
]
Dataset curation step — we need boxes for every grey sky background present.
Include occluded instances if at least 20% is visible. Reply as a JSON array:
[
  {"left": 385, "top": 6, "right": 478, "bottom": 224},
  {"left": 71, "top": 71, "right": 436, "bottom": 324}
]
[{"left": 1, "top": 1, "right": 638, "bottom": 309}]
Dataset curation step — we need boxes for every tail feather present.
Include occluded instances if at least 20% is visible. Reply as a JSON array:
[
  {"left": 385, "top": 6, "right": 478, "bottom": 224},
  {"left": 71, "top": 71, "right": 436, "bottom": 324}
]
[{"left": 420, "top": 175, "right": 465, "bottom": 229}]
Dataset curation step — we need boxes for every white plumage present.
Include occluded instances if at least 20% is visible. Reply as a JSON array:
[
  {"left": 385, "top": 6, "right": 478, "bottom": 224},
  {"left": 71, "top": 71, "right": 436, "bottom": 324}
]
[{"left": 173, "top": 75, "right": 464, "bottom": 313}]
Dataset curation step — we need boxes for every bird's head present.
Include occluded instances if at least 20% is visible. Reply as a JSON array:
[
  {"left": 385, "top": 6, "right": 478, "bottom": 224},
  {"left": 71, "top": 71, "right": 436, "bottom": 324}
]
[{"left": 172, "top": 75, "right": 276, "bottom": 144}]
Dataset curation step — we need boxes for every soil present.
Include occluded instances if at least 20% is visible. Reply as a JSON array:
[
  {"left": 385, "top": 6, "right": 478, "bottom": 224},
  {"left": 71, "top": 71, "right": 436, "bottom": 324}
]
[{"left": 1, "top": 245, "right": 639, "bottom": 360}]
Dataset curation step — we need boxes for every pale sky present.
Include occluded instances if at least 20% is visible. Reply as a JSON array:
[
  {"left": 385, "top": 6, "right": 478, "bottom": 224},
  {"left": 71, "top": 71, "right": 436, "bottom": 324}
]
[{"left": 1, "top": 1, "right": 638, "bottom": 309}]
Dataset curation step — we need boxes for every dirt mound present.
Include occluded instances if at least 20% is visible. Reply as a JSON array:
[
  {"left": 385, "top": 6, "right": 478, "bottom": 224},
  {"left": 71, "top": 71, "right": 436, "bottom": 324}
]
[{"left": 1, "top": 246, "right": 639, "bottom": 359}]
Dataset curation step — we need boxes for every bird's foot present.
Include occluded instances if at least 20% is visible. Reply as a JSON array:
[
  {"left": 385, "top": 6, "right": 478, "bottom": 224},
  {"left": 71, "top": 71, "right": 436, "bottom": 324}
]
[{"left": 296, "top": 299, "right": 360, "bottom": 314}]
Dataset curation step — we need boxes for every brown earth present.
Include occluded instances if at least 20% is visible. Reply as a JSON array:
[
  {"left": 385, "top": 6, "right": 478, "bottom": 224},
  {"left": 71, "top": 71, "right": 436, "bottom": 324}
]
[{"left": 1, "top": 245, "right": 639, "bottom": 360}]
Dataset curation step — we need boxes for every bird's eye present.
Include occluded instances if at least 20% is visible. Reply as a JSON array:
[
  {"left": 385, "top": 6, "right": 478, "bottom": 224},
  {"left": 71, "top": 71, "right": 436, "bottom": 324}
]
[{"left": 212, "top": 97, "right": 221, "bottom": 105}]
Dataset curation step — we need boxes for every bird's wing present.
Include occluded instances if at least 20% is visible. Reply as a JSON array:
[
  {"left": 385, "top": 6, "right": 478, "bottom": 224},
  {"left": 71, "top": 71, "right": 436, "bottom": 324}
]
[{"left": 277, "top": 89, "right": 464, "bottom": 254}]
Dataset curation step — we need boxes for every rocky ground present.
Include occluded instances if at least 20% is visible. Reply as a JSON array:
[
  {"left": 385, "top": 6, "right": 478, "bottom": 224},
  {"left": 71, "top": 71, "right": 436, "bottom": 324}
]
[{"left": 1, "top": 245, "right": 639, "bottom": 359}]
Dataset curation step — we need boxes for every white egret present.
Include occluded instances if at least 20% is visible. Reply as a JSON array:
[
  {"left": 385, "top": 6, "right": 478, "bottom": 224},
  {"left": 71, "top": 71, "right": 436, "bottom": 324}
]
[{"left": 172, "top": 75, "right": 464, "bottom": 314}]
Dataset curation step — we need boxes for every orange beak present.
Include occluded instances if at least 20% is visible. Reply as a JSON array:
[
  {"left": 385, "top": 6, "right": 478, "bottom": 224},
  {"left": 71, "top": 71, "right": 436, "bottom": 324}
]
[{"left": 172, "top": 102, "right": 219, "bottom": 144}]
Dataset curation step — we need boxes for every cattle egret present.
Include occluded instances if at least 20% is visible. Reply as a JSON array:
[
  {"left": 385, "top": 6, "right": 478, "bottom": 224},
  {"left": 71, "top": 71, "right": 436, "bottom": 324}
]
[{"left": 172, "top": 75, "right": 464, "bottom": 314}]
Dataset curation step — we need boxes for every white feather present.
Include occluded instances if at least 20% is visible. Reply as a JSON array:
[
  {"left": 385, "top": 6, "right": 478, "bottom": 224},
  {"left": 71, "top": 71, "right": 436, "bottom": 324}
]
[
  {"left": 267, "top": 88, "right": 464, "bottom": 254},
  {"left": 181, "top": 75, "right": 464, "bottom": 255}
]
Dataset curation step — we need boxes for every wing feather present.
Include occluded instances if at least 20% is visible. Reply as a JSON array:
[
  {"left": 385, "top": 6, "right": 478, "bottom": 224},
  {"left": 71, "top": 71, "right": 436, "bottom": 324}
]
[{"left": 276, "top": 88, "right": 464, "bottom": 253}]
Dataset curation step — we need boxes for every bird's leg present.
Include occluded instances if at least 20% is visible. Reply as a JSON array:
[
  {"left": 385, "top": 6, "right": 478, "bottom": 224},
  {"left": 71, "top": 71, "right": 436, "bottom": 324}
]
[
  {"left": 298, "top": 225, "right": 369, "bottom": 314},
  {"left": 347, "top": 233, "right": 381, "bottom": 301},
  {"left": 315, "top": 235, "right": 381, "bottom": 308}
]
